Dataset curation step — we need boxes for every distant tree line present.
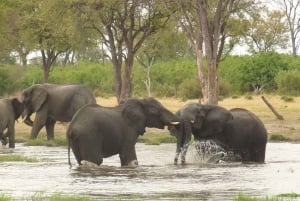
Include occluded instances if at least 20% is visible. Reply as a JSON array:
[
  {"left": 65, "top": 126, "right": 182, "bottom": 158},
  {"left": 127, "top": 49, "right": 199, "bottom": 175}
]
[
  {"left": 2, "top": 52, "right": 300, "bottom": 98},
  {"left": 1, "top": 0, "right": 300, "bottom": 103}
]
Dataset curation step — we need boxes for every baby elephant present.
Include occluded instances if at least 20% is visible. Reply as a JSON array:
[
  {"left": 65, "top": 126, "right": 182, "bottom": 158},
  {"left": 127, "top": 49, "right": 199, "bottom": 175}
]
[
  {"left": 0, "top": 98, "right": 24, "bottom": 148},
  {"left": 67, "top": 97, "right": 179, "bottom": 167}
]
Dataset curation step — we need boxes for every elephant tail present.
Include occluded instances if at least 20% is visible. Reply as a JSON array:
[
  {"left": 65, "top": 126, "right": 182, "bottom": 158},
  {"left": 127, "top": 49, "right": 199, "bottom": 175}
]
[{"left": 67, "top": 133, "right": 72, "bottom": 169}]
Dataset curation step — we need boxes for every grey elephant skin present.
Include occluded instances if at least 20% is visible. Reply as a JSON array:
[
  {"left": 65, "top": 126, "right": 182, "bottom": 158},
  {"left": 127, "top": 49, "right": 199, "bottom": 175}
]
[
  {"left": 169, "top": 103, "right": 268, "bottom": 164},
  {"left": 67, "top": 98, "right": 180, "bottom": 167},
  {"left": 21, "top": 83, "right": 96, "bottom": 140},
  {"left": 0, "top": 98, "right": 24, "bottom": 148}
]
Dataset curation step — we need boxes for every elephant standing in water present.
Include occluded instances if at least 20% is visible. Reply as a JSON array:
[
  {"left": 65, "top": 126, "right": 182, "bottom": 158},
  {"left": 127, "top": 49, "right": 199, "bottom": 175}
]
[
  {"left": 169, "top": 103, "right": 267, "bottom": 164},
  {"left": 67, "top": 98, "right": 180, "bottom": 167},
  {"left": 0, "top": 98, "right": 24, "bottom": 148},
  {"left": 21, "top": 84, "right": 96, "bottom": 140}
]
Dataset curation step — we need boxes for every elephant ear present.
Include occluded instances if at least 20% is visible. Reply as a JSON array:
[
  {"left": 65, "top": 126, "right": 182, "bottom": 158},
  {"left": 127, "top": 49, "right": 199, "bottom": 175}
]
[
  {"left": 11, "top": 98, "right": 24, "bottom": 120},
  {"left": 122, "top": 99, "right": 146, "bottom": 135},
  {"left": 31, "top": 88, "right": 47, "bottom": 112}
]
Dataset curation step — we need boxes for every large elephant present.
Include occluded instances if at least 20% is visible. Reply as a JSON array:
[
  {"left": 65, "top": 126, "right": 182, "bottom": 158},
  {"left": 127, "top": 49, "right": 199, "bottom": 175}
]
[
  {"left": 169, "top": 103, "right": 267, "bottom": 164},
  {"left": 0, "top": 98, "right": 24, "bottom": 148},
  {"left": 67, "top": 97, "right": 180, "bottom": 167},
  {"left": 21, "top": 83, "right": 96, "bottom": 140}
]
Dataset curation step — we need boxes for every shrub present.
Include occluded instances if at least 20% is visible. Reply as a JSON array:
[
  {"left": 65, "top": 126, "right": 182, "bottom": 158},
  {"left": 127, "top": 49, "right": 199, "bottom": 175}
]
[
  {"left": 280, "top": 96, "right": 294, "bottom": 102},
  {"left": 276, "top": 70, "right": 300, "bottom": 96},
  {"left": 177, "top": 78, "right": 202, "bottom": 100}
]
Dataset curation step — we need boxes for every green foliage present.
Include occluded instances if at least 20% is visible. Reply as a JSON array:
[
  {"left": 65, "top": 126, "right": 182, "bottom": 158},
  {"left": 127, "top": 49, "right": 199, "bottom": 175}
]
[
  {"left": 219, "top": 52, "right": 287, "bottom": 94},
  {"left": 177, "top": 78, "right": 202, "bottom": 100},
  {"left": 24, "top": 137, "right": 67, "bottom": 147},
  {"left": 239, "top": 52, "right": 287, "bottom": 92},
  {"left": 276, "top": 70, "right": 300, "bottom": 96},
  {"left": 244, "top": 94, "right": 253, "bottom": 100},
  {"left": 269, "top": 133, "right": 291, "bottom": 141},
  {"left": 280, "top": 96, "right": 294, "bottom": 102},
  {"left": 138, "top": 132, "right": 176, "bottom": 145},
  {"left": 0, "top": 155, "right": 38, "bottom": 162},
  {"left": 0, "top": 194, "right": 13, "bottom": 201}
]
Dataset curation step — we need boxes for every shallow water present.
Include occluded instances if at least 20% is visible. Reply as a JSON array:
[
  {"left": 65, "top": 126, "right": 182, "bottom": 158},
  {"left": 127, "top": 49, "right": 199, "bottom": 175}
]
[{"left": 0, "top": 142, "right": 300, "bottom": 200}]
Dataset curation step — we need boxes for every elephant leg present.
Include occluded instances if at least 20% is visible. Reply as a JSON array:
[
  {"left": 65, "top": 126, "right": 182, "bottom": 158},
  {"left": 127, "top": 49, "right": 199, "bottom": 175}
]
[
  {"left": 45, "top": 118, "right": 56, "bottom": 140},
  {"left": 119, "top": 145, "right": 138, "bottom": 167},
  {"left": 0, "top": 132, "right": 7, "bottom": 146},
  {"left": 174, "top": 150, "right": 180, "bottom": 165},
  {"left": 76, "top": 134, "right": 103, "bottom": 165},
  {"left": 180, "top": 143, "right": 189, "bottom": 164},
  {"left": 30, "top": 111, "right": 47, "bottom": 139},
  {"left": 249, "top": 145, "right": 266, "bottom": 163},
  {"left": 7, "top": 125, "right": 15, "bottom": 148}
]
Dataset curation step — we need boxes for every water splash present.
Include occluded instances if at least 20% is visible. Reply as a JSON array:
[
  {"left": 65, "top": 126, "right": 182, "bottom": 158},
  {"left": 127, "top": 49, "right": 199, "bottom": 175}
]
[{"left": 187, "top": 140, "right": 242, "bottom": 163}]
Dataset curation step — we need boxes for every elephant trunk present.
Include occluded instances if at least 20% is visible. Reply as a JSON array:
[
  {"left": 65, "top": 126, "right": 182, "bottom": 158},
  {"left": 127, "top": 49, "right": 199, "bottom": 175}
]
[
  {"left": 22, "top": 108, "right": 34, "bottom": 127},
  {"left": 176, "top": 120, "right": 192, "bottom": 164}
]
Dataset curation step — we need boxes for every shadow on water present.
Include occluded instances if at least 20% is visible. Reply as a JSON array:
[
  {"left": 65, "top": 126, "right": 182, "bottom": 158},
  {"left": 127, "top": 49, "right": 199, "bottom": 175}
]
[{"left": 0, "top": 142, "right": 300, "bottom": 200}]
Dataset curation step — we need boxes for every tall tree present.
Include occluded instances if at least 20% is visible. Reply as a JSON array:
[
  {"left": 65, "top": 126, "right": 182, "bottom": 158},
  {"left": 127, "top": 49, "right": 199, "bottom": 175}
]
[
  {"left": 136, "top": 20, "right": 190, "bottom": 96},
  {"left": 246, "top": 10, "right": 289, "bottom": 53},
  {"left": 163, "top": 0, "right": 255, "bottom": 104},
  {"left": 21, "top": 0, "right": 82, "bottom": 82},
  {"left": 277, "top": 0, "right": 300, "bottom": 56},
  {"left": 73, "top": 0, "right": 169, "bottom": 103}
]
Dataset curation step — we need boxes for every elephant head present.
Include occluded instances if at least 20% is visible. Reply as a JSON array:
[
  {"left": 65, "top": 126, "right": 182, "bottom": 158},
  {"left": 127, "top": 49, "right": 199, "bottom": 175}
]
[
  {"left": 169, "top": 103, "right": 233, "bottom": 164},
  {"left": 11, "top": 98, "right": 24, "bottom": 120},
  {"left": 122, "top": 98, "right": 180, "bottom": 135},
  {"left": 21, "top": 85, "right": 47, "bottom": 126}
]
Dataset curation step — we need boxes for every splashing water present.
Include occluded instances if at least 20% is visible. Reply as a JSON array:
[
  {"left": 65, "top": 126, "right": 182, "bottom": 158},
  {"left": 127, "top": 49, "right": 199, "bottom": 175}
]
[{"left": 187, "top": 140, "right": 242, "bottom": 163}]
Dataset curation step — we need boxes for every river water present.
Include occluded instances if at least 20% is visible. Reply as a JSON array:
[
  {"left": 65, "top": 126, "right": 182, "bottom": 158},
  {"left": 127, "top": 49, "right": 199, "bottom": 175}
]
[{"left": 0, "top": 142, "right": 299, "bottom": 200}]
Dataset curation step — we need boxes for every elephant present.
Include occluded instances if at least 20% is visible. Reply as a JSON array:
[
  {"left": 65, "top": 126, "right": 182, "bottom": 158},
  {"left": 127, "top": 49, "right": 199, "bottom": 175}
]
[
  {"left": 21, "top": 83, "right": 96, "bottom": 140},
  {"left": 67, "top": 97, "right": 180, "bottom": 167},
  {"left": 0, "top": 98, "right": 24, "bottom": 148},
  {"left": 169, "top": 103, "right": 267, "bottom": 164}
]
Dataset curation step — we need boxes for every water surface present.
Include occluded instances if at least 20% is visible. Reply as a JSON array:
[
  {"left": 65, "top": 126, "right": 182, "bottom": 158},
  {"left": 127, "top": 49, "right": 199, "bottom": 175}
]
[{"left": 0, "top": 142, "right": 299, "bottom": 200}]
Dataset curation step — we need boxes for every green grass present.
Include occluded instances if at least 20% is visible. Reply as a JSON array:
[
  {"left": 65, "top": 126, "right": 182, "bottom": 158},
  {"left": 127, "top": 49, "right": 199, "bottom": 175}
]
[
  {"left": 24, "top": 137, "right": 67, "bottom": 147},
  {"left": 138, "top": 132, "right": 176, "bottom": 145},
  {"left": 269, "top": 133, "right": 291, "bottom": 142},
  {"left": 0, "top": 155, "right": 38, "bottom": 162},
  {"left": 234, "top": 193, "right": 300, "bottom": 201},
  {"left": 0, "top": 194, "right": 13, "bottom": 201}
]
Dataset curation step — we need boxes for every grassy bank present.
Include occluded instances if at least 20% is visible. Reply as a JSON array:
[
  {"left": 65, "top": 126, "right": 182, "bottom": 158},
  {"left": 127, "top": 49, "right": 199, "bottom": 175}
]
[{"left": 12, "top": 95, "right": 300, "bottom": 146}]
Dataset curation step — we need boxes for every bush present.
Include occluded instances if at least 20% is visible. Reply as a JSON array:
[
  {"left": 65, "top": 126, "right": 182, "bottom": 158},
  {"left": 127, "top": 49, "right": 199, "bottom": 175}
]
[
  {"left": 280, "top": 95, "right": 294, "bottom": 102},
  {"left": 276, "top": 70, "right": 300, "bottom": 96},
  {"left": 177, "top": 78, "right": 202, "bottom": 100}
]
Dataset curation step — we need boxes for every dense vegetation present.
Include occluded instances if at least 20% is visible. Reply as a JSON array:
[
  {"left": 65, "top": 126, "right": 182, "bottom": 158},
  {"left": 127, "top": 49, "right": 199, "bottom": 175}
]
[{"left": 2, "top": 52, "right": 300, "bottom": 99}]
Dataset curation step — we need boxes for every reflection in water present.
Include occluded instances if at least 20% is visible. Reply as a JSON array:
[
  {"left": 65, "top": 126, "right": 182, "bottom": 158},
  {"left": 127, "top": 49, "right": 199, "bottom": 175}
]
[{"left": 0, "top": 143, "right": 300, "bottom": 200}]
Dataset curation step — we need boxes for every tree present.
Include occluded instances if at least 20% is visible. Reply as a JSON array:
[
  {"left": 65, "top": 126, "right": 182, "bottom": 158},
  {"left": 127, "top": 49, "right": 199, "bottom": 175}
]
[
  {"left": 21, "top": 0, "right": 83, "bottom": 82},
  {"left": 73, "top": 0, "right": 170, "bottom": 103},
  {"left": 277, "top": 0, "right": 300, "bottom": 56},
  {"left": 163, "top": 0, "right": 255, "bottom": 104},
  {"left": 246, "top": 10, "right": 289, "bottom": 53},
  {"left": 136, "top": 19, "right": 190, "bottom": 97}
]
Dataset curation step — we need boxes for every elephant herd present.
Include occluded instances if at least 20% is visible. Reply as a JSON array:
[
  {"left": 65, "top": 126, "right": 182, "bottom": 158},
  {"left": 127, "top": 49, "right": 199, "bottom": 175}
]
[{"left": 0, "top": 83, "right": 268, "bottom": 167}]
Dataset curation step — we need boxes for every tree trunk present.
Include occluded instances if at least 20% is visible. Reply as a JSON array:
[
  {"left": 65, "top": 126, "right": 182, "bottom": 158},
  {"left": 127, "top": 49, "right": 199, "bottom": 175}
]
[
  {"left": 113, "top": 63, "right": 122, "bottom": 103},
  {"left": 195, "top": 45, "right": 208, "bottom": 103},
  {"left": 120, "top": 54, "right": 133, "bottom": 103},
  {"left": 207, "top": 59, "right": 218, "bottom": 104}
]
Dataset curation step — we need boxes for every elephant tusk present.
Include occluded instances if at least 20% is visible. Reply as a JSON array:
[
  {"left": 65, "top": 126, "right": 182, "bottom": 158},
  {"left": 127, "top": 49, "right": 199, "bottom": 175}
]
[{"left": 170, "top": 121, "right": 180, "bottom": 125}]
